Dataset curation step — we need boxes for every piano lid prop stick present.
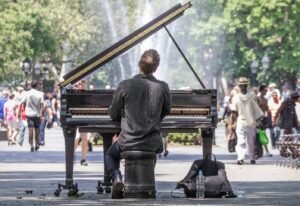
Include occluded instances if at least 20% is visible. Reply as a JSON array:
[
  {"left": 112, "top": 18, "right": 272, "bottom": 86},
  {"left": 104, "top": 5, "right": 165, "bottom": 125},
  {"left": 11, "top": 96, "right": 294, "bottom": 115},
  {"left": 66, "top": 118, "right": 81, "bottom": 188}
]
[{"left": 164, "top": 25, "right": 206, "bottom": 89}]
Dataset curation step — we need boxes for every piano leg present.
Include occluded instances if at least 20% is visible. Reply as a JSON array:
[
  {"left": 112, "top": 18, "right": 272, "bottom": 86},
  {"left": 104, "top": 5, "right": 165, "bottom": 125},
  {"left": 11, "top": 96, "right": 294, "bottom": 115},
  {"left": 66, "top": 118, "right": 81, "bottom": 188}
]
[
  {"left": 54, "top": 127, "right": 79, "bottom": 197},
  {"left": 100, "top": 133, "right": 113, "bottom": 193},
  {"left": 202, "top": 128, "right": 214, "bottom": 158},
  {"left": 64, "top": 127, "right": 76, "bottom": 187}
]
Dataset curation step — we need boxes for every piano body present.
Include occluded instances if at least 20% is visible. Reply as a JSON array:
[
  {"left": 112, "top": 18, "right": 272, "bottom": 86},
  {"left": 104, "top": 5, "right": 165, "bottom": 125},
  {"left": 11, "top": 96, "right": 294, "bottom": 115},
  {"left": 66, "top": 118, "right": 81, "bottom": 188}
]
[{"left": 57, "top": 2, "right": 217, "bottom": 196}]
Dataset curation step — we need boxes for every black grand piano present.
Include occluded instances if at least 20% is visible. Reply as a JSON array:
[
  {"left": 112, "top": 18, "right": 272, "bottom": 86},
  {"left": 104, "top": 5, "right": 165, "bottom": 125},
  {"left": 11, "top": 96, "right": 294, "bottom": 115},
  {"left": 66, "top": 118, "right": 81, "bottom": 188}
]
[{"left": 56, "top": 2, "right": 217, "bottom": 196}]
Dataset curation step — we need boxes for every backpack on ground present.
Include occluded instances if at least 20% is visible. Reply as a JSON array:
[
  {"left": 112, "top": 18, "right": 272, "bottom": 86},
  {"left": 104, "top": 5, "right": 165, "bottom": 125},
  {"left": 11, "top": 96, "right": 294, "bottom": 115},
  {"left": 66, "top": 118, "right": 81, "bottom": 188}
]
[{"left": 175, "top": 153, "right": 236, "bottom": 198}]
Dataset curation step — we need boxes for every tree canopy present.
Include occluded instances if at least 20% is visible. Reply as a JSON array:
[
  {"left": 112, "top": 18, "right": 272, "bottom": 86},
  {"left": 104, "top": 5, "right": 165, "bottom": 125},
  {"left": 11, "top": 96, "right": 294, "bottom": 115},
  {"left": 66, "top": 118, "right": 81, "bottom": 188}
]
[{"left": 0, "top": 0, "right": 299, "bottom": 89}]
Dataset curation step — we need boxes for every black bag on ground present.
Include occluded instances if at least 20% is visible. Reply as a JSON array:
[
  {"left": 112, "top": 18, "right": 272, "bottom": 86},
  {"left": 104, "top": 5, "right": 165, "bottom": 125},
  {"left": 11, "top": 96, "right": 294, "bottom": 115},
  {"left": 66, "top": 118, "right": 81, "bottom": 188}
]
[
  {"left": 175, "top": 153, "right": 236, "bottom": 198},
  {"left": 228, "top": 130, "right": 237, "bottom": 153}
]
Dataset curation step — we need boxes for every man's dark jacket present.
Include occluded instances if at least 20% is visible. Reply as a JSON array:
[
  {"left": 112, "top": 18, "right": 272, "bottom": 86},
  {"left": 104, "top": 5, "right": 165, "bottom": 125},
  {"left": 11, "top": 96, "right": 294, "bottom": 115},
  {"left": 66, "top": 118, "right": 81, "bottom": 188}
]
[{"left": 108, "top": 74, "right": 171, "bottom": 153}]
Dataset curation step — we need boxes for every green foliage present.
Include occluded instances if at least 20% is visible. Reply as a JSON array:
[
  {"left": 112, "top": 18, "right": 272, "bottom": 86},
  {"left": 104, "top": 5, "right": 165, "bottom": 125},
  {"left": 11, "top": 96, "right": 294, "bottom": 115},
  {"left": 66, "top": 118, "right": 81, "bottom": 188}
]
[
  {"left": 168, "top": 133, "right": 201, "bottom": 145},
  {"left": 1, "top": 0, "right": 299, "bottom": 87},
  {"left": 223, "top": 0, "right": 300, "bottom": 84},
  {"left": 0, "top": 0, "right": 56, "bottom": 84}
]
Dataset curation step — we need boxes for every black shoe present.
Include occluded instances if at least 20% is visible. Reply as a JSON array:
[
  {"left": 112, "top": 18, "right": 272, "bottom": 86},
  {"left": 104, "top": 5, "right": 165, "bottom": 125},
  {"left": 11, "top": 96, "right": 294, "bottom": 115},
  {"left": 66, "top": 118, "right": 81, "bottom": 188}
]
[
  {"left": 112, "top": 189, "right": 124, "bottom": 199},
  {"left": 250, "top": 160, "right": 256, "bottom": 164},
  {"left": 163, "top": 150, "right": 169, "bottom": 157},
  {"left": 224, "top": 191, "right": 237, "bottom": 198},
  {"left": 80, "top": 159, "right": 88, "bottom": 166},
  {"left": 88, "top": 142, "right": 93, "bottom": 152},
  {"left": 113, "top": 175, "right": 124, "bottom": 191},
  {"left": 111, "top": 173, "right": 124, "bottom": 199},
  {"left": 175, "top": 181, "right": 196, "bottom": 198},
  {"left": 35, "top": 146, "right": 40, "bottom": 152},
  {"left": 237, "top": 160, "right": 244, "bottom": 165},
  {"left": 30, "top": 147, "right": 34, "bottom": 152}
]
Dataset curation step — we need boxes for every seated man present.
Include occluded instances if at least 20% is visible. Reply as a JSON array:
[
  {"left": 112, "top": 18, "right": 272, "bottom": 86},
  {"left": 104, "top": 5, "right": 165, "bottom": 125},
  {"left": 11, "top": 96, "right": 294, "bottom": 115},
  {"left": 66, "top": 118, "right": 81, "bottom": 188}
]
[{"left": 106, "top": 49, "right": 171, "bottom": 198}]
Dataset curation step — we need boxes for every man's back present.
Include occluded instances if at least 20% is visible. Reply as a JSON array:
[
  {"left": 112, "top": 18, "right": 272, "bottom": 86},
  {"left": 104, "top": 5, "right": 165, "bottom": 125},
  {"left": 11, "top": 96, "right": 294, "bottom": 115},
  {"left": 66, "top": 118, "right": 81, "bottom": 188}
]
[
  {"left": 109, "top": 74, "right": 171, "bottom": 152},
  {"left": 231, "top": 92, "right": 263, "bottom": 126},
  {"left": 24, "top": 89, "right": 43, "bottom": 117}
]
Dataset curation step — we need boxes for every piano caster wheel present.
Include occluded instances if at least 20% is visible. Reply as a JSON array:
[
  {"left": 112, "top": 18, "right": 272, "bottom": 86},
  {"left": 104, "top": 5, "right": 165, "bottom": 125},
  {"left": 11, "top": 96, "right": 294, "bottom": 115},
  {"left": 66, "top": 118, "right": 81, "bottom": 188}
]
[
  {"left": 68, "top": 184, "right": 79, "bottom": 197},
  {"left": 54, "top": 189, "right": 61, "bottom": 197},
  {"left": 105, "top": 186, "right": 111, "bottom": 194},
  {"left": 97, "top": 181, "right": 104, "bottom": 194},
  {"left": 54, "top": 184, "right": 63, "bottom": 197}
]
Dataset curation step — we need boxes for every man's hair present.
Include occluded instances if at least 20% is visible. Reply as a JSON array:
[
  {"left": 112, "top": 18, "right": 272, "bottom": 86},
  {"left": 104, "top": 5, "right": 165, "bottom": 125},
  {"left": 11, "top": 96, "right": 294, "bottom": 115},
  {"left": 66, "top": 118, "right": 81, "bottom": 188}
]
[
  {"left": 138, "top": 49, "right": 160, "bottom": 74},
  {"left": 259, "top": 85, "right": 267, "bottom": 92},
  {"left": 31, "top": 80, "right": 38, "bottom": 88}
]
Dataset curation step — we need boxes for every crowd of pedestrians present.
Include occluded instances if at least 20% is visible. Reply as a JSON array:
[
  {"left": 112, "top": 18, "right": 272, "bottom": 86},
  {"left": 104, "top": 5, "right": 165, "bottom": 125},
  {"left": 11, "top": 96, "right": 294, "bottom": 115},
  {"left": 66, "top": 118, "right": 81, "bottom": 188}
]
[
  {"left": 1, "top": 77, "right": 299, "bottom": 163},
  {"left": 222, "top": 77, "right": 300, "bottom": 165},
  {"left": 0, "top": 81, "right": 61, "bottom": 151}
]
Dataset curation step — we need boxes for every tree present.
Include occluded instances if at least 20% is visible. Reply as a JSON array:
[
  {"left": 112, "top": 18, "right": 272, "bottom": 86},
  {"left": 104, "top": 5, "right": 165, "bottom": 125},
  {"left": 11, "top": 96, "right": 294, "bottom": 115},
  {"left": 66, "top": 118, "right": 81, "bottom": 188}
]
[
  {"left": 224, "top": 0, "right": 300, "bottom": 86},
  {"left": 0, "top": 0, "right": 56, "bottom": 84}
]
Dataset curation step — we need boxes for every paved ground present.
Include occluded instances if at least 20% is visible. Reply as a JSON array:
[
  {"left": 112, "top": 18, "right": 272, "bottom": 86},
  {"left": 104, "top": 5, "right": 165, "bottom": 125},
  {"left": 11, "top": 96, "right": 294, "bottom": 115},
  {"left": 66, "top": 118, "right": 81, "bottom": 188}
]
[{"left": 0, "top": 123, "right": 299, "bottom": 205}]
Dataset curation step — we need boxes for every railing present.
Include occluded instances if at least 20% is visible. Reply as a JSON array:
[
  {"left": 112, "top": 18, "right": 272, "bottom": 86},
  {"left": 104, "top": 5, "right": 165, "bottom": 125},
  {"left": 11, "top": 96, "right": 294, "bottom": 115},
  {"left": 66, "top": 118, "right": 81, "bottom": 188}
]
[{"left": 275, "top": 134, "right": 300, "bottom": 169}]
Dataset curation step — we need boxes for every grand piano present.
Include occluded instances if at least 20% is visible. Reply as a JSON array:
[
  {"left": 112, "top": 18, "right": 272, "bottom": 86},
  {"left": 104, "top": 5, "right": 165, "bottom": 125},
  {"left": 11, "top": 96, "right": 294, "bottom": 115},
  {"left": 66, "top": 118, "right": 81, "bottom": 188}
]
[{"left": 56, "top": 2, "right": 217, "bottom": 196}]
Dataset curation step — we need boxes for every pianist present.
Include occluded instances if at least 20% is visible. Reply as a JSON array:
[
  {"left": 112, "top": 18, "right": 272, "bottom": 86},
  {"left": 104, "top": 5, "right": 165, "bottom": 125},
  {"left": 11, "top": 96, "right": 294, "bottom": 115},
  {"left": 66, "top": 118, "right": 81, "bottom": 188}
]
[{"left": 106, "top": 49, "right": 171, "bottom": 198}]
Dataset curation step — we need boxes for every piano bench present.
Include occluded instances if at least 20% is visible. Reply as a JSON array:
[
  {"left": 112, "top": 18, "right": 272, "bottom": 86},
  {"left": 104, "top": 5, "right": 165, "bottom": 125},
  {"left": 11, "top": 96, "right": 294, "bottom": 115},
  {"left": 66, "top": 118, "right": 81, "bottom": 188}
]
[{"left": 120, "top": 151, "right": 156, "bottom": 198}]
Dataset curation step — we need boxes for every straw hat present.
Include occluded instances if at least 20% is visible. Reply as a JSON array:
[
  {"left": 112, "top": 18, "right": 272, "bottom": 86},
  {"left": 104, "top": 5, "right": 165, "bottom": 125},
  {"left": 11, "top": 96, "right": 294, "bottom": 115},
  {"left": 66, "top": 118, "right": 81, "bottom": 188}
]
[{"left": 237, "top": 77, "right": 249, "bottom": 85}]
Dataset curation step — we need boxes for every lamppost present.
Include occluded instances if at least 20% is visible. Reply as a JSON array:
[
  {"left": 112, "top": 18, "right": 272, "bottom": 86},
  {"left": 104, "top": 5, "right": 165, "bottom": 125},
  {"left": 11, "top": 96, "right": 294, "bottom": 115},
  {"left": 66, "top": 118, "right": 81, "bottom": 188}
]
[
  {"left": 20, "top": 58, "right": 32, "bottom": 89},
  {"left": 250, "top": 60, "right": 258, "bottom": 86},
  {"left": 19, "top": 59, "right": 31, "bottom": 80},
  {"left": 261, "top": 54, "right": 270, "bottom": 81},
  {"left": 33, "top": 62, "right": 41, "bottom": 81}
]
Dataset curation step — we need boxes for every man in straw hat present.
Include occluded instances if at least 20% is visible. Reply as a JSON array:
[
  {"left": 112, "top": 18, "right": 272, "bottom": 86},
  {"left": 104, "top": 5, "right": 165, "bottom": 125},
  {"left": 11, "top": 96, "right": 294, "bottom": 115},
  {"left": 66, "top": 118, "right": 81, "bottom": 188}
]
[{"left": 229, "top": 77, "right": 264, "bottom": 165}]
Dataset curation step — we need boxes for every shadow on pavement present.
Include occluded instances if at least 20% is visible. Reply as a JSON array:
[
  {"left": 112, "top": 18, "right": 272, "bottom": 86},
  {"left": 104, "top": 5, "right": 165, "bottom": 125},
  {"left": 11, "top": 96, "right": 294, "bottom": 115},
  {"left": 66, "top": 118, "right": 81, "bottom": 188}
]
[{"left": 0, "top": 175, "right": 299, "bottom": 206}]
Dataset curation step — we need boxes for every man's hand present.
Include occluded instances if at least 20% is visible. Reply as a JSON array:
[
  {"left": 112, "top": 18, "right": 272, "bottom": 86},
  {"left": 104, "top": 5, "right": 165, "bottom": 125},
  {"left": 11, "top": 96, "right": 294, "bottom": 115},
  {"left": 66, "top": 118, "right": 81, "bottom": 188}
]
[
  {"left": 228, "top": 123, "right": 236, "bottom": 130},
  {"left": 256, "top": 117, "right": 264, "bottom": 129},
  {"left": 112, "top": 134, "right": 119, "bottom": 142}
]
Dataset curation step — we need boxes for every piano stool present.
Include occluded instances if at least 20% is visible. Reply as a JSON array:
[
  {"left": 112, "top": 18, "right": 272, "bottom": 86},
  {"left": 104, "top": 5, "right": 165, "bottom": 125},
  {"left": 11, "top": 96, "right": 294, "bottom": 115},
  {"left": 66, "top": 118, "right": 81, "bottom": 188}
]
[{"left": 120, "top": 151, "right": 156, "bottom": 198}]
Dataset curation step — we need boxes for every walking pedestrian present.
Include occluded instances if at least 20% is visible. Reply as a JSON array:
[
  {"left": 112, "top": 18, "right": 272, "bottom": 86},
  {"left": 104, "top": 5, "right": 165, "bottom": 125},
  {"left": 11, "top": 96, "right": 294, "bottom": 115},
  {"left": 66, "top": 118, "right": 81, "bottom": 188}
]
[
  {"left": 73, "top": 80, "right": 89, "bottom": 166},
  {"left": 266, "top": 83, "right": 281, "bottom": 100},
  {"left": 275, "top": 91, "right": 299, "bottom": 135},
  {"left": 51, "top": 93, "right": 60, "bottom": 127},
  {"left": 158, "top": 133, "right": 169, "bottom": 158},
  {"left": 23, "top": 80, "right": 44, "bottom": 152},
  {"left": 295, "top": 92, "right": 300, "bottom": 132},
  {"left": 17, "top": 99, "right": 27, "bottom": 146},
  {"left": 39, "top": 93, "right": 52, "bottom": 146},
  {"left": 15, "top": 86, "right": 27, "bottom": 146},
  {"left": 257, "top": 85, "right": 273, "bottom": 156},
  {"left": 74, "top": 128, "right": 89, "bottom": 166},
  {"left": 268, "top": 91, "right": 283, "bottom": 148},
  {"left": 0, "top": 90, "right": 8, "bottom": 128},
  {"left": 3, "top": 92, "right": 19, "bottom": 145},
  {"left": 229, "top": 77, "right": 264, "bottom": 165}
]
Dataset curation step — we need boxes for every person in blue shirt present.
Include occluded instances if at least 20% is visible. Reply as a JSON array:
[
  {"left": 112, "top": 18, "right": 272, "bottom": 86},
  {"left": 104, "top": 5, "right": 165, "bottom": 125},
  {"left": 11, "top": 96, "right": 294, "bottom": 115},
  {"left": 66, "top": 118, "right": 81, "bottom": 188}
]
[{"left": 0, "top": 90, "right": 8, "bottom": 128}]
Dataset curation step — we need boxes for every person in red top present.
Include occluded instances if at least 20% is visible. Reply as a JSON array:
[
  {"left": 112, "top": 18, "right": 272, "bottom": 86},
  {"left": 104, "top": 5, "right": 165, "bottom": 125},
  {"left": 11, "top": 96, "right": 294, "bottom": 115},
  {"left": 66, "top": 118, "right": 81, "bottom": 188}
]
[
  {"left": 17, "top": 100, "right": 27, "bottom": 146},
  {"left": 15, "top": 86, "right": 27, "bottom": 146}
]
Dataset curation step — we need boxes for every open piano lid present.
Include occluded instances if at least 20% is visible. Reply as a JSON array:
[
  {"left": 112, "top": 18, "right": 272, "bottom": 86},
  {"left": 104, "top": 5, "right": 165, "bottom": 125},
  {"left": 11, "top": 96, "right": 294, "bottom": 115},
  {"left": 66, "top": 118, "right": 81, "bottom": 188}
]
[{"left": 59, "top": 2, "right": 192, "bottom": 88}]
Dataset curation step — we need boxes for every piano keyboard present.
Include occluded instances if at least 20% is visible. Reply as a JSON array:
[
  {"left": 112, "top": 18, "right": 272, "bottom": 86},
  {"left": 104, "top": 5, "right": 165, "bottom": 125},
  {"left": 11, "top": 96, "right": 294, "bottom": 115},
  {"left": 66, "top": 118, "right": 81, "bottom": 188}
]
[{"left": 69, "top": 107, "right": 210, "bottom": 116}]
